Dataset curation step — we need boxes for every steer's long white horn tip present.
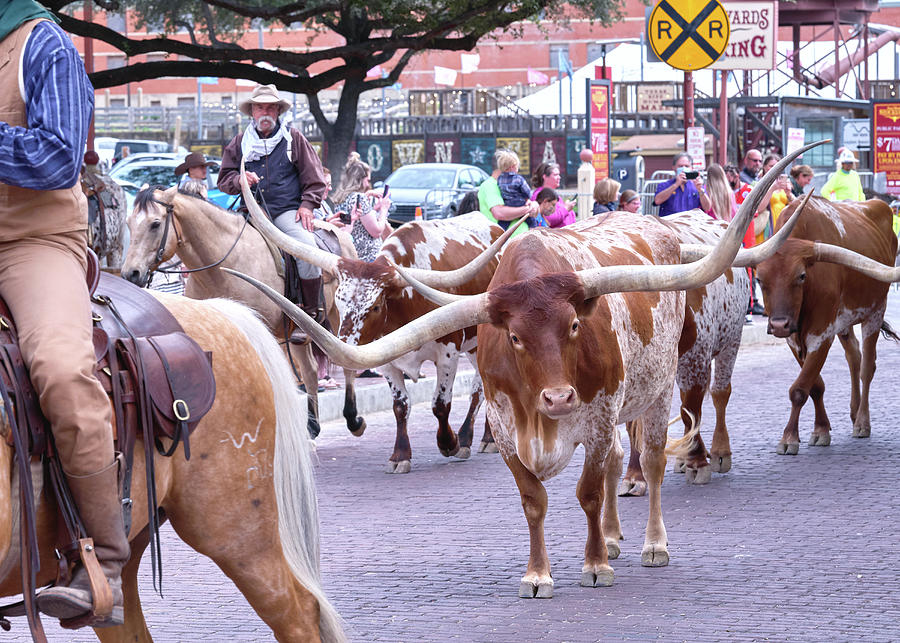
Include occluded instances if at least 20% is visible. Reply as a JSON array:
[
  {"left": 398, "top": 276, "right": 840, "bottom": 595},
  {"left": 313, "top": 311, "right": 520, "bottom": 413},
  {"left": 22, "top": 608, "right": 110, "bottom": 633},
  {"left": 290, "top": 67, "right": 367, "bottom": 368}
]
[{"left": 388, "top": 260, "right": 468, "bottom": 306}]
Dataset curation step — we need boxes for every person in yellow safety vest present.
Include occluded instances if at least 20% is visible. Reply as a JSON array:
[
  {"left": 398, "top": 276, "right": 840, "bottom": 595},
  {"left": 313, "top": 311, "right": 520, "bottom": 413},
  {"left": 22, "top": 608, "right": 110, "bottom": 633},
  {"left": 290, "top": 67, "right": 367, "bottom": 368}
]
[
  {"left": 821, "top": 149, "right": 865, "bottom": 201},
  {"left": 891, "top": 200, "right": 900, "bottom": 237}
]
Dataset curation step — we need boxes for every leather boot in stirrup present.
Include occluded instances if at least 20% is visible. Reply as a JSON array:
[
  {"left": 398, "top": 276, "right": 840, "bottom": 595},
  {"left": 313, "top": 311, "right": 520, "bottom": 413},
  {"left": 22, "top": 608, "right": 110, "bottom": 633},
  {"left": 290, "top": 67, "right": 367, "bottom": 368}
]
[
  {"left": 36, "top": 462, "right": 130, "bottom": 628},
  {"left": 289, "top": 275, "right": 325, "bottom": 344}
]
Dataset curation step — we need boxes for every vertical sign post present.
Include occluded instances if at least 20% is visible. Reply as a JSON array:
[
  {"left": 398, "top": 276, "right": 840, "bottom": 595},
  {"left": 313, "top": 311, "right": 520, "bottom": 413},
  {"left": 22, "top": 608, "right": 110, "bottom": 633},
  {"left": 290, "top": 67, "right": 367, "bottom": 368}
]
[{"left": 587, "top": 79, "right": 611, "bottom": 182}]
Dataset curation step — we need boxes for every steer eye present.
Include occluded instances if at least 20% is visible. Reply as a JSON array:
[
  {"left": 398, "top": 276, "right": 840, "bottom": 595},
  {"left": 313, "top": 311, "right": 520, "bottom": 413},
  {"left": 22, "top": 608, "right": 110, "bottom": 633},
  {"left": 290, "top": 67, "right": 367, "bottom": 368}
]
[
  {"left": 509, "top": 333, "right": 520, "bottom": 345},
  {"left": 571, "top": 320, "right": 579, "bottom": 334},
  {"left": 798, "top": 272, "right": 806, "bottom": 283}
]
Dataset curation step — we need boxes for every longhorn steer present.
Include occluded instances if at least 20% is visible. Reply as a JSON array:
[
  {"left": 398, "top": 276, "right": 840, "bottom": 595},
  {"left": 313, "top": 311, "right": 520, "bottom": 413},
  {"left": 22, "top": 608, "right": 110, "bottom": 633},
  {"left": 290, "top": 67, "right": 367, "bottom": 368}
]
[
  {"left": 619, "top": 210, "right": 751, "bottom": 493},
  {"left": 333, "top": 213, "right": 506, "bottom": 473},
  {"left": 755, "top": 197, "right": 898, "bottom": 454},
  {"left": 231, "top": 148, "right": 806, "bottom": 597}
]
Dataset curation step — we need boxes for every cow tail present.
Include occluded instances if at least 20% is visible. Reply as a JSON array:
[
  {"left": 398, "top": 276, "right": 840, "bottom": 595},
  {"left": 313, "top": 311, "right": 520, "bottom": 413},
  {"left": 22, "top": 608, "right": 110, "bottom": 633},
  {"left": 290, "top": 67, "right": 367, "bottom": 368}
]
[
  {"left": 880, "top": 320, "right": 900, "bottom": 343},
  {"left": 665, "top": 409, "right": 700, "bottom": 459}
]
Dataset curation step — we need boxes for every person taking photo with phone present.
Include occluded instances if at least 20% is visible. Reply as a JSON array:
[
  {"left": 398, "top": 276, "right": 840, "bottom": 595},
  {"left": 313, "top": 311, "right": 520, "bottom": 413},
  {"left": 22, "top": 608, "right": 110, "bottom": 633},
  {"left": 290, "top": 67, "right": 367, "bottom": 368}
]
[
  {"left": 329, "top": 152, "right": 390, "bottom": 263},
  {"left": 653, "top": 152, "right": 711, "bottom": 217}
]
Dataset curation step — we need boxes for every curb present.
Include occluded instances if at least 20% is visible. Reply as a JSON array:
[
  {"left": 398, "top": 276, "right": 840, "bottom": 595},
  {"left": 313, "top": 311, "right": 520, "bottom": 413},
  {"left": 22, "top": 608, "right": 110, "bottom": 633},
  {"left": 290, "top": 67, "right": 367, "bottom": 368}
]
[{"left": 305, "top": 318, "right": 774, "bottom": 424}]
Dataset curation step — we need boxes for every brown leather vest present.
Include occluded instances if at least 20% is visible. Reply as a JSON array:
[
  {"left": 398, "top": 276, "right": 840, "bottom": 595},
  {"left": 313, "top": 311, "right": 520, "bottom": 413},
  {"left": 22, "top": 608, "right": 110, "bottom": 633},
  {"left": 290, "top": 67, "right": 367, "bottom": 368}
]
[{"left": 0, "top": 19, "right": 87, "bottom": 243}]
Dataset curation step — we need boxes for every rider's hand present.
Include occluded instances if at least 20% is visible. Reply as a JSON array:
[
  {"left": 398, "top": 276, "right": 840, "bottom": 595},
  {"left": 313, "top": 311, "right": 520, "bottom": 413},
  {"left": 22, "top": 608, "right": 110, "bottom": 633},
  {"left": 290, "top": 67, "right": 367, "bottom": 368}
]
[
  {"left": 297, "top": 206, "right": 315, "bottom": 232},
  {"left": 244, "top": 171, "right": 261, "bottom": 186}
]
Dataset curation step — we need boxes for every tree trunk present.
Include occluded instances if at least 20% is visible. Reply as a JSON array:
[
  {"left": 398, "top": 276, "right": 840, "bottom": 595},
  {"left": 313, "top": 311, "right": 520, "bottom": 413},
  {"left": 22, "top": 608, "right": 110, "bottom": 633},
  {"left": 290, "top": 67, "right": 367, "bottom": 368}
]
[{"left": 312, "top": 76, "right": 365, "bottom": 188}]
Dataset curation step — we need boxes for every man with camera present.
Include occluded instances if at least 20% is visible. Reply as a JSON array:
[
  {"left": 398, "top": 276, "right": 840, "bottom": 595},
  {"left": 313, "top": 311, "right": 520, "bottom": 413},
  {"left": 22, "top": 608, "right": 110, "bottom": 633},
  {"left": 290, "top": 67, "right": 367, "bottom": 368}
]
[{"left": 653, "top": 152, "right": 711, "bottom": 217}]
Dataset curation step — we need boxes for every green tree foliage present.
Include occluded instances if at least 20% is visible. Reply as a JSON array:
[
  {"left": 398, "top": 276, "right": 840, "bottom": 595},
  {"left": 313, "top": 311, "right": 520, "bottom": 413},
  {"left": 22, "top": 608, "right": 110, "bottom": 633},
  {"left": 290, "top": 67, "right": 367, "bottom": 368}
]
[{"left": 47, "top": 0, "right": 625, "bottom": 171}]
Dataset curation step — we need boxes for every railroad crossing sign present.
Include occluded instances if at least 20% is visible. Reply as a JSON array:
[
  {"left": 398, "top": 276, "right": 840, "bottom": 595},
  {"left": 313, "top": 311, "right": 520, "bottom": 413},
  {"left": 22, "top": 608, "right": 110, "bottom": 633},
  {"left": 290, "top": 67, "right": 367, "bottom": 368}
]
[{"left": 648, "top": 0, "right": 730, "bottom": 71}]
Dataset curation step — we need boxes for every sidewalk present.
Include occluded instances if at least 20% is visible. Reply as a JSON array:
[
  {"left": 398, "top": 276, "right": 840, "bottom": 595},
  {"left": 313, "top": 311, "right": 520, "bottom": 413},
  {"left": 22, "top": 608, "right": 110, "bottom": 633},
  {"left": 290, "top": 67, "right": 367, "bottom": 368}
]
[{"left": 304, "top": 313, "right": 777, "bottom": 423}]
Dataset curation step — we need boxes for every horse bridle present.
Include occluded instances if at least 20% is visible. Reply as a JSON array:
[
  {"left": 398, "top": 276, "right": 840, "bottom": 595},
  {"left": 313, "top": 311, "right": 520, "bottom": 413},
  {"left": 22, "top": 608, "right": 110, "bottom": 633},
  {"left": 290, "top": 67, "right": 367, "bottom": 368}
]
[{"left": 147, "top": 195, "right": 250, "bottom": 276}]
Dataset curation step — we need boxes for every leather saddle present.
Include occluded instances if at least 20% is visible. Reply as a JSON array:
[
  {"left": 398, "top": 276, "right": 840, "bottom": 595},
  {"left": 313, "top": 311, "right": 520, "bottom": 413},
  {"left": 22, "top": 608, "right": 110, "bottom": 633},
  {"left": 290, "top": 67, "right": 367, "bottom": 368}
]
[{"left": 0, "top": 253, "right": 216, "bottom": 462}]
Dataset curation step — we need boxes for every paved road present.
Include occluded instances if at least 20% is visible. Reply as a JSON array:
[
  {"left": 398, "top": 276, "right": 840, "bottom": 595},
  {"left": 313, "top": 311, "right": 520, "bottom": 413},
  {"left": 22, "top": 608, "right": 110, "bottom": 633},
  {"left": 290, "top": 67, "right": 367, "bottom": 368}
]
[{"left": 16, "top": 295, "right": 900, "bottom": 641}]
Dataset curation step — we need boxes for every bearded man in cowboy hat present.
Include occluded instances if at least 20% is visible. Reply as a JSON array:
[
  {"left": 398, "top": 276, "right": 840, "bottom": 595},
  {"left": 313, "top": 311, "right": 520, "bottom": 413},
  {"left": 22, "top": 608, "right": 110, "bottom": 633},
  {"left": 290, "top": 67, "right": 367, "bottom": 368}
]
[
  {"left": 176, "top": 151, "right": 215, "bottom": 199},
  {"left": 217, "top": 83, "right": 328, "bottom": 342},
  {"left": 0, "top": 0, "right": 129, "bottom": 628}
]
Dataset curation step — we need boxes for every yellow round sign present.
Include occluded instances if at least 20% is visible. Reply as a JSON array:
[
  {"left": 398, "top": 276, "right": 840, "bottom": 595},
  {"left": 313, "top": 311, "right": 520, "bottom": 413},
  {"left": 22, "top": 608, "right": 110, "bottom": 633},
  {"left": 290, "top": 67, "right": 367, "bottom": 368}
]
[{"left": 649, "top": 0, "right": 730, "bottom": 71}]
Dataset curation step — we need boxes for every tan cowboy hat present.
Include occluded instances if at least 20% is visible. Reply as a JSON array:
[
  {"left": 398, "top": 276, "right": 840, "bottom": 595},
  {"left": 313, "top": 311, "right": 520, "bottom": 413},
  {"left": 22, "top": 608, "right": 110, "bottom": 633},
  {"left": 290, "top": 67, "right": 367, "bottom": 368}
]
[
  {"left": 175, "top": 152, "right": 215, "bottom": 176},
  {"left": 238, "top": 84, "right": 291, "bottom": 116}
]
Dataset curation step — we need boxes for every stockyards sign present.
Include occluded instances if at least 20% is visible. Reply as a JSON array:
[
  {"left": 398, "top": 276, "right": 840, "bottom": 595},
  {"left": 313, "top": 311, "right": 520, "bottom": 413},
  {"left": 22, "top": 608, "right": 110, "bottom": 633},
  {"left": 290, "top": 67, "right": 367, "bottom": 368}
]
[
  {"left": 710, "top": 1, "right": 777, "bottom": 70},
  {"left": 873, "top": 100, "right": 900, "bottom": 196}
]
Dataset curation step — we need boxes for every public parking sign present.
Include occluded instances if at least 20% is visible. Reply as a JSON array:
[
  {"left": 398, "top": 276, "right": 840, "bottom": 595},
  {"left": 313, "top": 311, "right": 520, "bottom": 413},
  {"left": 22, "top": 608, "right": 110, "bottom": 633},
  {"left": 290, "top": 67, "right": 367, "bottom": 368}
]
[{"left": 649, "top": 0, "right": 730, "bottom": 71}]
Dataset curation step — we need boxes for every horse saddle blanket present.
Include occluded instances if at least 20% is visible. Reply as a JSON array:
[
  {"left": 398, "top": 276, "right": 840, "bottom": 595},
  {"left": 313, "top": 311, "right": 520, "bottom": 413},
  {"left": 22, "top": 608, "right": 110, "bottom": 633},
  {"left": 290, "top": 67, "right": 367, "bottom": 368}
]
[{"left": 0, "top": 260, "right": 216, "bottom": 460}]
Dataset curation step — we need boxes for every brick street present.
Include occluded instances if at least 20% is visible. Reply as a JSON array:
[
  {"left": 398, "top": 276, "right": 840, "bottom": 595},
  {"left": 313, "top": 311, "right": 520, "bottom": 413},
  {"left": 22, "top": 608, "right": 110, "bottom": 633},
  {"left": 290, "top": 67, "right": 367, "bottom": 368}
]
[{"left": 15, "top": 296, "right": 900, "bottom": 642}]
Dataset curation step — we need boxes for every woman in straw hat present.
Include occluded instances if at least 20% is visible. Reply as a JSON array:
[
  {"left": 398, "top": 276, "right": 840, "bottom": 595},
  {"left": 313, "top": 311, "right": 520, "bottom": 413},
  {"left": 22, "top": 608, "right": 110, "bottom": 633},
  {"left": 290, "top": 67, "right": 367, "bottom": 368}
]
[{"left": 217, "top": 84, "right": 328, "bottom": 343}]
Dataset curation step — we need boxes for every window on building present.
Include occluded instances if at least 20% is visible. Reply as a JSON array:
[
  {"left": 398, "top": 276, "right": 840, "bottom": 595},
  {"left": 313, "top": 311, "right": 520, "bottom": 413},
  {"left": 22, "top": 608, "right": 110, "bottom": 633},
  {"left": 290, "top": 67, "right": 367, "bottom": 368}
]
[
  {"left": 109, "top": 98, "right": 126, "bottom": 107},
  {"left": 549, "top": 44, "right": 570, "bottom": 71},
  {"left": 797, "top": 118, "right": 835, "bottom": 167},
  {"left": 107, "top": 55, "right": 125, "bottom": 70},
  {"left": 150, "top": 100, "right": 162, "bottom": 107},
  {"left": 106, "top": 13, "right": 125, "bottom": 32},
  {"left": 177, "top": 96, "right": 196, "bottom": 107}
]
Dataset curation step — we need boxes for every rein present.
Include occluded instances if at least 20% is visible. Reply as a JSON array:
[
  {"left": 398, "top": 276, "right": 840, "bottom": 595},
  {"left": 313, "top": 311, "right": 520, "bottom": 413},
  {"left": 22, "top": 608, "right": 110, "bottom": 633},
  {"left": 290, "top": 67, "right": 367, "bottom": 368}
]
[{"left": 149, "top": 196, "right": 251, "bottom": 275}]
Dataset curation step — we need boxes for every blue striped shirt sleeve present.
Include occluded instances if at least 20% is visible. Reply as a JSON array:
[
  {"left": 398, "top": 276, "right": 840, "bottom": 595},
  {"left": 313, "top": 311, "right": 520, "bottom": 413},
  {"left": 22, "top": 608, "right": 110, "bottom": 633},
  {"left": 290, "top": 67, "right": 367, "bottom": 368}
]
[{"left": 0, "top": 21, "right": 94, "bottom": 190}]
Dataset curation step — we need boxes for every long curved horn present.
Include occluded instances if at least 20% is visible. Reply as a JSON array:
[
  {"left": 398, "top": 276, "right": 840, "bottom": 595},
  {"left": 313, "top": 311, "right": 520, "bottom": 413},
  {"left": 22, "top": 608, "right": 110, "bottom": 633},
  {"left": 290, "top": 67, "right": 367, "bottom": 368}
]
[
  {"left": 680, "top": 190, "right": 813, "bottom": 265},
  {"left": 578, "top": 140, "right": 828, "bottom": 297},
  {"left": 239, "top": 158, "right": 340, "bottom": 274},
  {"left": 400, "top": 214, "right": 528, "bottom": 288},
  {"left": 388, "top": 260, "right": 468, "bottom": 305},
  {"left": 223, "top": 268, "right": 490, "bottom": 369},
  {"left": 811, "top": 242, "right": 900, "bottom": 282}
]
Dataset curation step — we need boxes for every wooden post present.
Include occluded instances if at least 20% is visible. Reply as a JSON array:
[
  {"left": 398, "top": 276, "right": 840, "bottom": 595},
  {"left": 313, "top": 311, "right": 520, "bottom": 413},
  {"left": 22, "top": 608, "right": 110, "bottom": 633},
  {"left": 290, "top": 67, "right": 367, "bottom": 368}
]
[
  {"left": 684, "top": 71, "right": 694, "bottom": 150},
  {"left": 719, "top": 70, "right": 728, "bottom": 165}
]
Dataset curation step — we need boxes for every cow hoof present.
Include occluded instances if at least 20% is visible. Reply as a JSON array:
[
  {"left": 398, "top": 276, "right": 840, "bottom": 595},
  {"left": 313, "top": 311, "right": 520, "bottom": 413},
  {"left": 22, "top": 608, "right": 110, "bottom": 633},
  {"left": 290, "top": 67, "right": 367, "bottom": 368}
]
[
  {"left": 808, "top": 432, "right": 831, "bottom": 447},
  {"left": 776, "top": 442, "right": 799, "bottom": 455},
  {"left": 518, "top": 579, "right": 553, "bottom": 599},
  {"left": 710, "top": 454, "right": 731, "bottom": 473},
  {"left": 852, "top": 425, "right": 871, "bottom": 438},
  {"left": 349, "top": 417, "right": 366, "bottom": 437},
  {"left": 685, "top": 465, "right": 711, "bottom": 485},
  {"left": 641, "top": 546, "right": 669, "bottom": 567},
  {"left": 385, "top": 460, "right": 411, "bottom": 474},
  {"left": 479, "top": 441, "right": 499, "bottom": 454},
  {"left": 581, "top": 566, "right": 614, "bottom": 588},
  {"left": 617, "top": 479, "right": 647, "bottom": 497},
  {"left": 605, "top": 539, "right": 620, "bottom": 560},
  {"left": 455, "top": 447, "right": 471, "bottom": 460},
  {"left": 439, "top": 444, "right": 460, "bottom": 458},
  {"left": 673, "top": 458, "right": 686, "bottom": 473}
]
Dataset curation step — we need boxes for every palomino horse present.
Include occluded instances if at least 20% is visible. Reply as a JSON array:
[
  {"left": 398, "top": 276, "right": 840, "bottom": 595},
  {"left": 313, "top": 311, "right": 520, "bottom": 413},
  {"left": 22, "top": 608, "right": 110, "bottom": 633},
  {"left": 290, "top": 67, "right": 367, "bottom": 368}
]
[
  {"left": 120, "top": 186, "right": 360, "bottom": 438},
  {"left": 0, "top": 295, "right": 344, "bottom": 641}
]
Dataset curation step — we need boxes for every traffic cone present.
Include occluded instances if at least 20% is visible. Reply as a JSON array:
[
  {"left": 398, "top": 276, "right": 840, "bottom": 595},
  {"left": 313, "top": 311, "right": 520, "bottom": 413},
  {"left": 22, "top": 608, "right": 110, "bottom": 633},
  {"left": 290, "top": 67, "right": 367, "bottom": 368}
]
[{"left": 414, "top": 206, "right": 423, "bottom": 221}]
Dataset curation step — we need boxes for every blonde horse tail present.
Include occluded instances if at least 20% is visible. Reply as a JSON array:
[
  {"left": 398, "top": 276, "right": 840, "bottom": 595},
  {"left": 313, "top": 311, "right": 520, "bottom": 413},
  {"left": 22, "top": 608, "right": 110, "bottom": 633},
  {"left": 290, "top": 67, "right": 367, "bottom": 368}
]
[{"left": 205, "top": 299, "right": 346, "bottom": 643}]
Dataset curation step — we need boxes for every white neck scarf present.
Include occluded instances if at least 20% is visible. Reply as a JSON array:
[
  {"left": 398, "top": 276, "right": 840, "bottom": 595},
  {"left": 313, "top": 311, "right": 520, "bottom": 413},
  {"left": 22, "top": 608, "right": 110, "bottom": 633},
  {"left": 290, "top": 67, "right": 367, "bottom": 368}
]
[{"left": 241, "top": 118, "right": 292, "bottom": 163}]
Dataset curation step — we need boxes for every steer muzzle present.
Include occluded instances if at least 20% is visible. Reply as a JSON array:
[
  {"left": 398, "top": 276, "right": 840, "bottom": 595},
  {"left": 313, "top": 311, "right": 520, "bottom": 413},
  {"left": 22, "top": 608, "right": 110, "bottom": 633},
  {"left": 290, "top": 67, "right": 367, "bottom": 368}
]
[
  {"left": 767, "top": 316, "right": 796, "bottom": 338},
  {"left": 539, "top": 386, "right": 580, "bottom": 418}
]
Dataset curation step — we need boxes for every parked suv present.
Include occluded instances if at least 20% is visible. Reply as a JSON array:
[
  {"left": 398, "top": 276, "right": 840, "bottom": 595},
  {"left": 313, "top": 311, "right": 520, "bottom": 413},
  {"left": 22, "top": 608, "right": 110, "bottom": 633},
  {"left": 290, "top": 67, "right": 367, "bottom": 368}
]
[{"left": 382, "top": 163, "right": 489, "bottom": 225}]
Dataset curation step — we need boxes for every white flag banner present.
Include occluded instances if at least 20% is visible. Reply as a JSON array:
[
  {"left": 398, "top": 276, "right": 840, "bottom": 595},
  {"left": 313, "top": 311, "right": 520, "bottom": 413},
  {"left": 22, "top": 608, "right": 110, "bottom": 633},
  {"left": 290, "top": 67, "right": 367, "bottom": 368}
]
[
  {"left": 460, "top": 53, "right": 480, "bottom": 74},
  {"left": 434, "top": 66, "right": 458, "bottom": 86}
]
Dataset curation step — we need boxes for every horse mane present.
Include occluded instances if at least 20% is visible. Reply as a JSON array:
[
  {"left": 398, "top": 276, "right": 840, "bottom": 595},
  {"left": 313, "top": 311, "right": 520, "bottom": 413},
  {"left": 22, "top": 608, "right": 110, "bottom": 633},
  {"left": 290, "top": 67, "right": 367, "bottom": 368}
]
[{"left": 134, "top": 185, "right": 171, "bottom": 211}]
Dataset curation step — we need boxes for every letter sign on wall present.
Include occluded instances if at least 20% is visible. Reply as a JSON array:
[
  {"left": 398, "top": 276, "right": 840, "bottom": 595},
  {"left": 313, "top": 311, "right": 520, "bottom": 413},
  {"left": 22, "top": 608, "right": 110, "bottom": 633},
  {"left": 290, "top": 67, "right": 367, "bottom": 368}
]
[{"left": 648, "top": 0, "right": 730, "bottom": 71}]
